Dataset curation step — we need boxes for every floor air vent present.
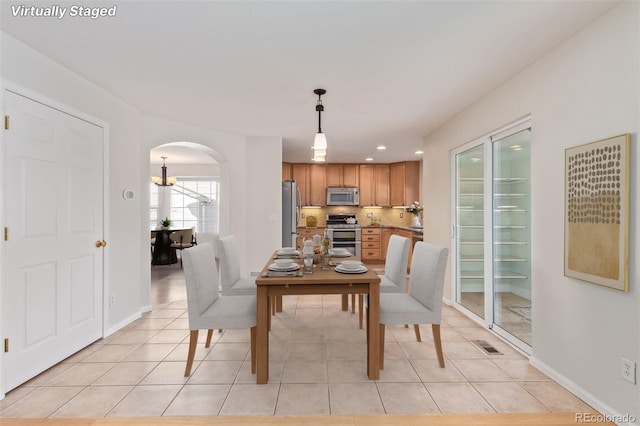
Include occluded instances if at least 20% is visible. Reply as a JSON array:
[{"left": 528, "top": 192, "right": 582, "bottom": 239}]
[{"left": 472, "top": 340, "right": 502, "bottom": 355}]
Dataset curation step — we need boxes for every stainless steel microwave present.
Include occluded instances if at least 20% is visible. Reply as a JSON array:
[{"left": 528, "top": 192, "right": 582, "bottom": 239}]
[{"left": 327, "top": 187, "right": 359, "bottom": 206}]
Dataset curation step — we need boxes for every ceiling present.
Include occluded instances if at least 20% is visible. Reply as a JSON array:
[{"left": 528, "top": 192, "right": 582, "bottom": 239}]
[{"left": 1, "top": 1, "right": 616, "bottom": 164}]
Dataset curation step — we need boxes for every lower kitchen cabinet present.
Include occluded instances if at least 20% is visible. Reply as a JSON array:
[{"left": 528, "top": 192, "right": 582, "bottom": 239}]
[{"left": 361, "top": 227, "right": 381, "bottom": 260}]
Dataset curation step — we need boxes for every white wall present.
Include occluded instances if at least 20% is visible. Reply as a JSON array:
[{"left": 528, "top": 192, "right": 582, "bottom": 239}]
[
  {"left": 246, "top": 136, "right": 283, "bottom": 274},
  {"left": 422, "top": 2, "right": 639, "bottom": 421},
  {"left": 141, "top": 116, "right": 282, "bottom": 289},
  {"left": 0, "top": 32, "right": 283, "bottom": 396},
  {"left": 0, "top": 32, "right": 144, "bottom": 334}
]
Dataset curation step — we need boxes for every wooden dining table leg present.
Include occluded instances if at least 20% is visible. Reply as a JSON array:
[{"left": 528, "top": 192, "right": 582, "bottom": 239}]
[
  {"left": 341, "top": 294, "right": 348, "bottom": 311},
  {"left": 256, "top": 286, "right": 270, "bottom": 384},
  {"left": 367, "top": 281, "right": 380, "bottom": 380}
]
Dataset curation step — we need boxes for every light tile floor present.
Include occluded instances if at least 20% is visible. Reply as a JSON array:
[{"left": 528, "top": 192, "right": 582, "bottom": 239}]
[{"left": 0, "top": 265, "right": 595, "bottom": 418}]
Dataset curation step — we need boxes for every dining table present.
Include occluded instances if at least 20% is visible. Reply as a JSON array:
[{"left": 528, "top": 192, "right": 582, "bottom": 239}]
[
  {"left": 150, "top": 227, "right": 190, "bottom": 265},
  {"left": 254, "top": 252, "right": 381, "bottom": 384}
]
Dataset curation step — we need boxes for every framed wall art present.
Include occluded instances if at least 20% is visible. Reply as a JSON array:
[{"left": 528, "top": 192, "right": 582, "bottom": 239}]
[{"left": 564, "top": 134, "right": 630, "bottom": 291}]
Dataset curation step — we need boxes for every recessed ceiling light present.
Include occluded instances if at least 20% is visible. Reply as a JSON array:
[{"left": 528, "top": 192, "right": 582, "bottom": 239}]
[
  {"left": 376, "top": 145, "right": 386, "bottom": 150},
  {"left": 365, "top": 157, "right": 374, "bottom": 161},
  {"left": 510, "top": 144, "right": 522, "bottom": 151},
  {"left": 415, "top": 150, "right": 424, "bottom": 155},
  {"left": 470, "top": 157, "right": 481, "bottom": 162}
]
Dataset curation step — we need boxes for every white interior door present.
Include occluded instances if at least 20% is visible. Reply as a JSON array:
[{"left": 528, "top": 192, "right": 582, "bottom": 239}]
[{"left": 2, "top": 90, "right": 104, "bottom": 391}]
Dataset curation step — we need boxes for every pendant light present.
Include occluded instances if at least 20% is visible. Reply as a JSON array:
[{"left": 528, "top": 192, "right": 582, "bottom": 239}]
[
  {"left": 151, "top": 156, "right": 177, "bottom": 186},
  {"left": 312, "top": 88, "right": 327, "bottom": 161}
]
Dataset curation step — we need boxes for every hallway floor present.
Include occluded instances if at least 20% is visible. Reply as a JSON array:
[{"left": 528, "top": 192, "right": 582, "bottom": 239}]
[{"left": 0, "top": 265, "right": 594, "bottom": 418}]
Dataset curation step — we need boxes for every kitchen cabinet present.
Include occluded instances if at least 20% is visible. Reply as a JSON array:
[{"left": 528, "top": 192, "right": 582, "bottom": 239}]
[
  {"left": 381, "top": 228, "right": 393, "bottom": 260},
  {"left": 395, "top": 229, "right": 414, "bottom": 269},
  {"left": 361, "top": 227, "right": 381, "bottom": 260},
  {"left": 390, "top": 161, "right": 420, "bottom": 206},
  {"left": 292, "top": 164, "right": 310, "bottom": 206},
  {"left": 326, "top": 164, "right": 360, "bottom": 187},
  {"left": 359, "top": 164, "right": 390, "bottom": 207},
  {"left": 309, "top": 164, "right": 326, "bottom": 206},
  {"left": 282, "top": 162, "right": 292, "bottom": 181}
]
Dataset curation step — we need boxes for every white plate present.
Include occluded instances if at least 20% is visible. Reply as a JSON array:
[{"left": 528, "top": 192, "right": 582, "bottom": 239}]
[
  {"left": 268, "top": 263, "right": 301, "bottom": 272},
  {"left": 280, "top": 247, "right": 296, "bottom": 252},
  {"left": 330, "top": 249, "right": 351, "bottom": 257},
  {"left": 335, "top": 265, "right": 368, "bottom": 274},
  {"left": 277, "top": 249, "right": 300, "bottom": 256}
]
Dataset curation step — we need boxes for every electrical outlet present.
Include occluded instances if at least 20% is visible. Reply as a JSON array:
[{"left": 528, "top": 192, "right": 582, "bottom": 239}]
[
  {"left": 621, "top": 357, "right": 636, "bottom": 384},
  {"left": 400, "top": 212, "right": 404, "bottom": 218},
  {"left": 110, "top": 294, "right": 116, "bottom": 306},
  {"left": 367, "top": 213, "right": 373, "bottom": 218},
  {"left": 301, "top": 212, "right": 305, "bottom": 218}
]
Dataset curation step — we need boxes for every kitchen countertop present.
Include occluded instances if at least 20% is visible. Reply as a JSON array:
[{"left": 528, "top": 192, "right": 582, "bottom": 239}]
[
  {"left": 298, "top": 225, "right": 423, "bottom": 234},
  {"left": 361, "top": 225, "right": 423, "bottom": 234}
]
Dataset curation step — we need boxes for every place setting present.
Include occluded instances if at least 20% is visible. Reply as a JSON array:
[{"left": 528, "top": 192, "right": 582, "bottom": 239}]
[
  {"left": 274, "top": 247, "right": 301, "bottom": 259},
  {"left": 334, "top": 260, "right": 368, "bottom": 274},
  {"left": 329, "top": 248, "right": 351, "bottom": 258},
  {"left": 262, "top": 258, "right": 303, "bottom": 277}
]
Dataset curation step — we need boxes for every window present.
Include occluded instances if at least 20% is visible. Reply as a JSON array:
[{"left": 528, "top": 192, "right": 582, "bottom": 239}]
[
  {"left": 150, "top": 177, "right": 219, "bottom": 234},
  {"left": 149, "top": 183, "right": 159, "bottom": 230}
]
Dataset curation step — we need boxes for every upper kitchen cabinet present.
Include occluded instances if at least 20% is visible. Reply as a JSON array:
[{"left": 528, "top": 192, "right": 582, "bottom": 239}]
[
  {"left": 309, "top": 164, "right": 326, "bottom": 206},
  {"left": 292, "top": 164, "right": 310, "bottom": 206},
  {"left": 359, "top": 164, "right": 390, "bottom": 207},
  {"left": 390, "top": 161, "right": 420, "bottom": 206},
  {"left": 282, "top": 162, "right": 292, "bottom": 181},
  {"left": 326, "top": 164, "right": 359, "bottom": 187}
]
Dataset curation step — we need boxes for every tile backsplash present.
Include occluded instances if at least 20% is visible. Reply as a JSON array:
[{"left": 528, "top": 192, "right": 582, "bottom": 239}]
[{"left": 300, "top": 206, "right": 418, "bottom": 228}]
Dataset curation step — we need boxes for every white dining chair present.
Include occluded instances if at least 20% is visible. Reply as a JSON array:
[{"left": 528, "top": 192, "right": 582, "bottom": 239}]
[
  {"left": 380, "top": 235, "right": 411, "bottom": 293},
  {"left": 169, "top": 228, "right": 196, "bottom": 267},
  {"left": 353, "top": 235, "right": 411, "bottom": 329},
  {"left": 378, "top": 241, "right": 449, "bottom": 369},
  {"left": 182, "top": 243, "right": 256, "bottom": 377},
  {"left": 216, "top": 235, "right": 256, "bottom": 296}
]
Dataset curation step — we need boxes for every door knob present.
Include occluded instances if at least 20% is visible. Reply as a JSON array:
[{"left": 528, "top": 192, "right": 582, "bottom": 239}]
[{"left": 95, "top": 240, "right": 107, "bottom": 248}]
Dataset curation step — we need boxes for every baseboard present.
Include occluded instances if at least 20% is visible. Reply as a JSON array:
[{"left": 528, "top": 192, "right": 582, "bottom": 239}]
[
  {"left": 530, "top": 356, "right": 639, "bottom": 426},
  {"left": 105, "top": 311, "right": 142, "bottom": 337}
]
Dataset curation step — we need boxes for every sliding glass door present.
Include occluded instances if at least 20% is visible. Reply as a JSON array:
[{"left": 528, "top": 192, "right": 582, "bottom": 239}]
[
  {"left": 454, "top": 145, "right": 486, "bottom": 319},
  {"left": 453, "top": 120, "right": 531, "bottom": 351}
]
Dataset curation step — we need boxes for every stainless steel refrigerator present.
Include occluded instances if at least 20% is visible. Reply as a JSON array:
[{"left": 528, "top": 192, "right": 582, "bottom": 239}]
[{"left": 282, "top": 180, "right": 299, "bottom": 248}]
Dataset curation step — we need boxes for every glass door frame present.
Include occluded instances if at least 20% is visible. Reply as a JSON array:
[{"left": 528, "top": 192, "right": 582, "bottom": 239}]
[{"left": 451, "top": 117, "right": 532, "bottom": 355}]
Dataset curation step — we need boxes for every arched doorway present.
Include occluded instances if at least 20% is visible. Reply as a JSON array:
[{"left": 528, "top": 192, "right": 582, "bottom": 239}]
[{"left": 148, "top": 142, "right": 226, "bottom": 305}]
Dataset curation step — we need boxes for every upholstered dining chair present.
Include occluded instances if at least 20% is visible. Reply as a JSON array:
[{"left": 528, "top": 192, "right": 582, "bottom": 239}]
[
  {"left": 182, "top": 243, "right": 256, "bottom": 377},
  {"left": 353, "top": 235, "right": 411, "bottom": 329},
  {"left": 378, "top": 241, "right": 449, "bottom": 369},
  {"left": 216, "top": 235, "right": 256, "bottom": 296},
  {"left": 169, "top": 228, "right": 196, "bottom": 267}
]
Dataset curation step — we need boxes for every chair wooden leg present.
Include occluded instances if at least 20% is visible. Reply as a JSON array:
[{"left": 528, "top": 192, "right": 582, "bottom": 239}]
[
  {"left": 205, "top": 329, "right": 213, "bottom": 348},
  {"left": 432, "top": 324, "right": 445, "bottom": 368},
  {"left": 379, "top": 324, "right": 386, "bottom": 370},
  {"left": 250, "top": 326, "right": 257, "bottom": 374},
  {"left": 413, "top": 324, "right": 421, "bottom": 342},
  {"left": 358, "top": 294, "right": 364, "bottom": 329},
  {"left": 184, "top": 329, "right": 199, "bottom": 377},
  {"left": 351, "top": 294, "right": 355, "bottom": 314}
]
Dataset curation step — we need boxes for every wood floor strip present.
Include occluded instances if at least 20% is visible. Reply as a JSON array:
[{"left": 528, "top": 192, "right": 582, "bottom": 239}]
[{"left": 0, "top": 412, "right": 614, "bottom": 426}]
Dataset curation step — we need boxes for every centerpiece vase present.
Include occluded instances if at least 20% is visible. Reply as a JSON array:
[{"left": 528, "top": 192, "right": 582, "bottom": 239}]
[{"left": 412, "top": 216, "right": 421, "bottom": 227}]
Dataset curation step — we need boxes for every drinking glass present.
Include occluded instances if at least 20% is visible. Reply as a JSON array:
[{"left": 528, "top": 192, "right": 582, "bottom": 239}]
[{"left": 303, "top": 255, "right": 314, "bottom": 274}]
